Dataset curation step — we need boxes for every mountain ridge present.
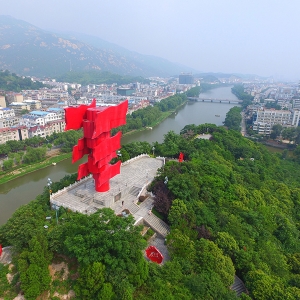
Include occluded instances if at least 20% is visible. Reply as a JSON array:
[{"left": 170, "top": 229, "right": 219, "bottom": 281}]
[{"left": 0, "top": 15, "right": 197, "bottom": 78}]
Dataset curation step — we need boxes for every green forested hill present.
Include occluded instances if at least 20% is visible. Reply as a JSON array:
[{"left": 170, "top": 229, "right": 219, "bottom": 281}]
[
  {"left": 0, "top": 70, "right": 45, "bottom": 92},
  {"left": 150, "top": 124, "right": 300, "bottom": 299},
  {"left": 56, "top": 70, "right": 149, "bottom": 86},
  {"left": 1, "top": 125, "right": 300, "bottom": 299}
]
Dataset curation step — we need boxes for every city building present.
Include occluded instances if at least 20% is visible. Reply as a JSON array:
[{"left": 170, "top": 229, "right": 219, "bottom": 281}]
[
  {"left": 0, "top": 96, "right": 6, "bottom": 108},
  {"left": 179, "top": 73, "right": 194, "bottom": 84},
  {"left": 253, "top": 109, "right": 300, "bottom": 134},
  {"left": 9, "top": 102, "right": 31, "bottom": 113},
  {"left": 21, "top": 111, "right": 62, "bottom": 127},
  {"left": 28, "top": 120, "right": 65, "bottom": 138},
  {"left": 117, "top": 88, "right": 135, "bottom": 96},
  {"left": 23, "top": 100, "right": 42, "bottom": 110},
  {"left": 0, "top": 126, "right": 28, "bottom": 144}
]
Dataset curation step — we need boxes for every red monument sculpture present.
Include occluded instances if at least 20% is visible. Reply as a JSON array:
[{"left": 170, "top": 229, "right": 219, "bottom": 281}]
[
  {"left": 145, "top": 245, "right": 164, "bottom": 264},
  {"left": 64, "top": 99, "right": 128, "bottom": 192},
  {"left": 178, "top": 152, "right": 184, "bottom": 162}
]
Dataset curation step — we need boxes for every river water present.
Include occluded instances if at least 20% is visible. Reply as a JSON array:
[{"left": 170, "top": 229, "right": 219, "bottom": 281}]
[{"left": 0, "top": 86, "right": 239, "bottom": 225}]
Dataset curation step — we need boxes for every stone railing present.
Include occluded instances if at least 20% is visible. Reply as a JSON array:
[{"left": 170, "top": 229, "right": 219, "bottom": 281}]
[
  {"left": 50, "top": 198, "right": 95, "bottom": 214},
  {"left": 121, "top": 154, "right": 150, "bottom": 166},
  {"left": 51, "top": 174, "right": 92, "bottom": 200},
  {"left": 121, "top": 154, "right": 165, "bottom": 166}
]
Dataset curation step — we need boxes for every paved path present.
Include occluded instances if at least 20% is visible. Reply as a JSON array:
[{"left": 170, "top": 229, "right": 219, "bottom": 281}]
[
  {"left": 0, "top": 247, "right": 12, "bottom": 265},
  {"left": 230, "top": 275, "right": 248, "bottom": 297},
  {"left": 145, "top": 235, "right": 170, "bottom": 264},
  {"left": 51, "top": 156, "right": 164, "bottom": 214}
]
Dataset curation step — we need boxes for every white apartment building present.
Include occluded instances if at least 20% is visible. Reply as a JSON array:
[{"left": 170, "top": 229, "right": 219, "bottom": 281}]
[
  {"left": 9, "top": 102, "right": 31, "bottom": 113},
  {"left": 0, "top": 96, "right": 6, "bottom": 108},
  {"left": 21, "top": 111, "right": 62, "bottom": 127},
  {"left": 0, "top": 108, "right": 19, "bottom": 129},
  {"left": 46, "top": 108, "right": 65, "bottom": 119},
  {"left": 0, "top": 126, "right": 28, "bottom": 144},
  {"left": 23, "top": 100, "right": 42, "bottom": 110},
  {"left": 0, "top": 108, "right": 15, "bottom": 119},
  {"left": 0, "top": 117, "right": 20, "bottom": 128},
  {"left": 28, "top": 120, "right": 66, "bottom": 138},
  {"left": 253, "top": 109, "right": 300, "bottom": 134}
]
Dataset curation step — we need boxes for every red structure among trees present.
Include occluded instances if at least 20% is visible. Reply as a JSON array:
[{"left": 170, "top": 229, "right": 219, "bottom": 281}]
[
  {"left": 178, "top": 152, "right": 184, "bottom": 162},
  {"left": 64, "top": 99, "right": 128, "bottom": 192},
  {"left": 145, "top": 245, "right": 164, "bottom": 264}
]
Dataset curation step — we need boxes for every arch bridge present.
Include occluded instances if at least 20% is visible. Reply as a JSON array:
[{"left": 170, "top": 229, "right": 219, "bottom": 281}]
[{"left": 188, "top": 97, "right": 242, "bottom": 104}]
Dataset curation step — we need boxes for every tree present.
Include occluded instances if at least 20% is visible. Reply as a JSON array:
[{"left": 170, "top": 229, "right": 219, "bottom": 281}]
[
  {"left": 195, "top": 239, "right": 235, "bottom": 288},
  {"left": 18, "top": 235, "right": 52, "bottom": 300},
  {"left": 215, "top": 231, "right": 239, "bottom": 258},
  {"left": 166, "top": 229, "right": 196, "bottom": 261},
  {"left": 168, "top": 199, "right": 188, "bottom": 226},
  {"left": 2, "top": 159, "right": 13, "bottom": 171},
  {"left": 270, "top": 124, "right": 282, "bottom": 140},
  {"left": 61, "top": 209, "right": 148, "bottom": 288},
  {"left": 282, "top": 127, "right": 297, "bottom": 143},
  {"left": 246, "top": 270, "right": 287, "bottom": 300},
  {"left": 224, "top": 106, "right": 242, "bottom": 131},
  {"left": 23, "top": 147, "right": 47, "bottom": 164},
  {"left": 0, "top": 201, "right": 46, "bottom": 251},
  {"left": 74, "top": 262, "right": 114, "bottom": 299}
]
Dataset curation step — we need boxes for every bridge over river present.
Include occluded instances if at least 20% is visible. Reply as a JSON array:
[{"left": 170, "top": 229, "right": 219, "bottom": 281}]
[{"left": 188, "top": 97, "right": 242, "bottom": 104}]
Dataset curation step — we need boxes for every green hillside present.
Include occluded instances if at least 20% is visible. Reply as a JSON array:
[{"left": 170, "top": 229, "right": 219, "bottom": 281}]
[
  {"left": 1, "top": 126, "right": 300, "bottom": 299},
  {"left": 0, "top": 70, "right": 45, "bottom": 92}
]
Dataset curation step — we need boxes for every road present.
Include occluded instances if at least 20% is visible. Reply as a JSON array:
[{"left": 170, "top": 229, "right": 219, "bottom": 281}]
[{"left": 241, "top": 111, "right": 247, "bottom": 136}]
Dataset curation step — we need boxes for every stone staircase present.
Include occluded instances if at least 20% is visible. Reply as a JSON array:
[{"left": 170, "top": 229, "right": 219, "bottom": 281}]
[
  {"left": 143, "top": 214, "right": 170, "bottom": 238},
  {"left": 230, "top": 275, "right": 248, "bottom": 297},
  {"left": 127, "top": 202, "right": 140, "bottom": 214},
  {"left": 0, "top": 247, "right": 12, "bottom": 265},
  {"left": 129, "top": 186, "right": 142, "bottom": 196}
]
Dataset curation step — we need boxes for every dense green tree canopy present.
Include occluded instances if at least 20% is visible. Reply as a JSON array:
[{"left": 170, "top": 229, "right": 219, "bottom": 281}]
[
  {"left": 3, "top": 124, "right": 300, "bottom": 298},
  {"left": 224, "top": 106, "right": 242, "bottom": 131},
  {"left": 0, "top": 70, "right": 45, "bottom": 92}
]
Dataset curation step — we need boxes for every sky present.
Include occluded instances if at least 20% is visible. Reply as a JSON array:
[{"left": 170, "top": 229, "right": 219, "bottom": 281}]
[{"left": 1, "top": 0, "right": 300, "bottom": 80}]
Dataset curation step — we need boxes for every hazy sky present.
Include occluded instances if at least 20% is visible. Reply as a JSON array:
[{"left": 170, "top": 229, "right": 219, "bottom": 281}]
[{"left": 2, "top": 0, "right": 300, "bottom": 80}]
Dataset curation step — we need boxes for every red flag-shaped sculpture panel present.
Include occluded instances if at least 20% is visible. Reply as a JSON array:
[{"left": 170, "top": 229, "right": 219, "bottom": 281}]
[
  {"left": 145, "top": 245, "right": 164, "bottom": 264},
  {"left": 64, "top": 99, "right": 128, "bottom": 192},
  {"left": 178, "top": 152, "right": 184, "bottom": 162}
]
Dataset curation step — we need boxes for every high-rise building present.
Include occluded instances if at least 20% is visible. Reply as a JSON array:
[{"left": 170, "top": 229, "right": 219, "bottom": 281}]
[
  {"left": 0, "top": 96, "right": 6, "bottom": 108},
  {"left": 179, "top": 73, "right": 194, "bottom": 84}
]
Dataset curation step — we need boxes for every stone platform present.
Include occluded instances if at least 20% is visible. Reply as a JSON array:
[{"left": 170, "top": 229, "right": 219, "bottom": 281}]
[{"left": 50, "top": 155, "right": 165, "bottom": 219}]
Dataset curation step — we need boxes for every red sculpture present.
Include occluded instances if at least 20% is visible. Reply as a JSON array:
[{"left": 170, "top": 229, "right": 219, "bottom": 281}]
[
  {"left": 0, "top": 244, "right": 2, "bottom": 257},
  {"left": 178, "top": 152, "right": 184, "bottom": 162},
  {"left": 64, "top": 99, "right": 128, "bottom": 192},
  {"left": 145, "top": 245, "right": 164, "bottom": 264}
]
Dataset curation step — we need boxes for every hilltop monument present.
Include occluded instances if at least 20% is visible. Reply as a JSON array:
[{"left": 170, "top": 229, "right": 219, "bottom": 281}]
[{"left": 64, "top": 99, "right": 128, "bottom": 192}]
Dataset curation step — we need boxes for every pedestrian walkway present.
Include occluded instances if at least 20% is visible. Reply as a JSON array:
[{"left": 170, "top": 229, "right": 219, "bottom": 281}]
[
  {"left": 143, "top": 213, "right": 170, "bottom": 238},
  {"left": 0, "top": 247, "right": 12, "bottom": 265},
  {"left": 230, "top": 275, "right": 248, "bottom": 297}
]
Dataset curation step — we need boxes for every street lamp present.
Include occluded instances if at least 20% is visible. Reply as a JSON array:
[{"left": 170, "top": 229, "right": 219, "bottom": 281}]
[
  {"left": 164, "top": 176, "right": 168, "bottom": 185},
  {"left": 47, "top": 178, "right": 52, "bottom": 195},
  {"left": 117, "top": 150, "right": 122, "bottom": 161},
  {"left": 52, "top": 204, "right": 59, "bottom": 225}
]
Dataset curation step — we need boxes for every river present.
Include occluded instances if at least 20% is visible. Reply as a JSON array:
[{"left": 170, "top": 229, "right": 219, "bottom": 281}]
[{"left": 0, "top": 86, "right": 239, "bottom": 225}]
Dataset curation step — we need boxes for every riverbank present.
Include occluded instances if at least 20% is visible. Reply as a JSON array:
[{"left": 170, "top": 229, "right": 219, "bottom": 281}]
[
  {"left": 121, "top": 101, "right": 187, "bottom": 138},
  {"left": 0, "top": 152, "right": 72, "bottom": 185},
  {"left": 0, "top": 103, "right": 186, "bottom": 185}
]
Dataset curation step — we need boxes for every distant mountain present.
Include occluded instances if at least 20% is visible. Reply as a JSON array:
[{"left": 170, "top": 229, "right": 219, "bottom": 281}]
[{"left": 0, "top": 15, "right": 197, "bottom": 78}]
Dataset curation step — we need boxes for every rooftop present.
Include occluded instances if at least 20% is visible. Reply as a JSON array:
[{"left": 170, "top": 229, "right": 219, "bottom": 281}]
[{"left": 30, "top": 111, "right": 50, "bottom": 116}]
